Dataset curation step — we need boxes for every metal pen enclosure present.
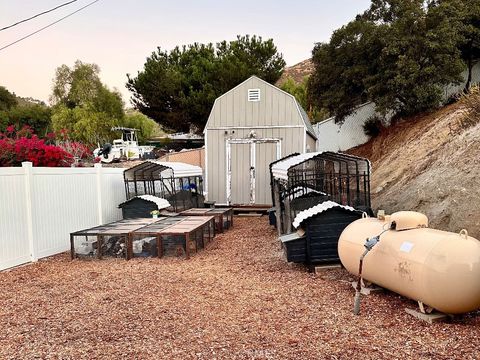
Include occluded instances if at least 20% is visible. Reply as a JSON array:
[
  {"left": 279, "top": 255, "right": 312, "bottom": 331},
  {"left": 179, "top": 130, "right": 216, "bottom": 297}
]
[
  {"left": 271, "top": 152, "right": 372, "bottom": 235},
  {"left": 204, "top": 76, "right": 317, "bottom": 206},
  {"left": 123, "top": 161, "right": 204, "bottom": 212}
]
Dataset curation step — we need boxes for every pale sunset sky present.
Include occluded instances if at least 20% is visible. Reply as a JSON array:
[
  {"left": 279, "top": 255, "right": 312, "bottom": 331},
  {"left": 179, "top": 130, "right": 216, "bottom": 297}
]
[{"left": 0, "top": 0, "right": 371, "bottom": 105}]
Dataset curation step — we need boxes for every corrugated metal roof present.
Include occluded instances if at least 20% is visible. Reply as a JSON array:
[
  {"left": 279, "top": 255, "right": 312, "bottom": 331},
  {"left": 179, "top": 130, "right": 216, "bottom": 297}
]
[
  {"left": 118, "top": 195, "right": 171, "bottom": 210},
  {"left": 287, "top": 186, "right": 326, "bottom": 200},
  {"left": 271, "top": 151, "right": 371, "bottom": 181},
  {"left": 152, "top": 161, "right": 203, "bottom": 177},
  {"left": 292, "top": 201, "right": 358, "bottom": 229},
  {"left": 271, "top": 152, "right": 322, "bottom": 180},
  {"left": 124, "top": 160, "right": 203, "bottom": 180}
]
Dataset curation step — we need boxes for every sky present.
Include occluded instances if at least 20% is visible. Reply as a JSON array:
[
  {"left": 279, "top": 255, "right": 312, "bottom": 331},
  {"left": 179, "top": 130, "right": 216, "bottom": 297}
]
[{"left": 0, "top": 0, "right": 371, "bottom": 105}]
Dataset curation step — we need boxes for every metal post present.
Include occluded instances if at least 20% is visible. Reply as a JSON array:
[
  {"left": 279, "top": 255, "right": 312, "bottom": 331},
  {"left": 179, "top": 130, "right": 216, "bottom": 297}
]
[{"left": 273, "top": 181, "right": 283, "bottom": 236}]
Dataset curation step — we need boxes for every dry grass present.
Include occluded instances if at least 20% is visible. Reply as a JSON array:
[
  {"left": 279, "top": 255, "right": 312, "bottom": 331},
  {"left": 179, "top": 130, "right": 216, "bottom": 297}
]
[{"left": 1, "top": 217, "right": 479, "bottom": 359}]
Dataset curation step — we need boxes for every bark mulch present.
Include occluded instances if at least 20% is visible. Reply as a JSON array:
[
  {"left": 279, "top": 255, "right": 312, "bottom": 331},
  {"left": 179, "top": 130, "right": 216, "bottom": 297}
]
[{"left": 1, "top": 217, "right": 479, "bottom": 359}]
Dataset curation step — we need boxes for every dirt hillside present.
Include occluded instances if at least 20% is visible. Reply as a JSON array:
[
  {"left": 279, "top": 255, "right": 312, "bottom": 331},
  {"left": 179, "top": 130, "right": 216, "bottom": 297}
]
[
  {"left": 276, "top": 59, "right": 314, "bottom": 86},
  {"left": 349, "top": 100, "right": 480, "bottom": 238}
]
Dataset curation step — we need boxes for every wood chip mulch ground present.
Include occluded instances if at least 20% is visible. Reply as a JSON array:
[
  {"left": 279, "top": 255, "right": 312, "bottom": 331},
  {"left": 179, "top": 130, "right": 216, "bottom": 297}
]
[{"left": 1, "top": 217, "right": 479, "bottom": 359}]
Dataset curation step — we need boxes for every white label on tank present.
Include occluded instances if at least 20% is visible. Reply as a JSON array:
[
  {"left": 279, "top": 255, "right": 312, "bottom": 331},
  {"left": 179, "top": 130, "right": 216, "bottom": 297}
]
[{"left": 400, "top": 241, "right": 414, "bottom": 253}]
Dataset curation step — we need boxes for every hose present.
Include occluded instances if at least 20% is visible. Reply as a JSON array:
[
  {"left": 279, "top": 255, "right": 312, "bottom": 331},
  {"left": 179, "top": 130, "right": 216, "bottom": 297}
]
[
  {"left": 353, "top": 248, "right": 369, "bottom": 315},
  {"left": 353, "top": 227, "right": 391, "bottom": 315}
]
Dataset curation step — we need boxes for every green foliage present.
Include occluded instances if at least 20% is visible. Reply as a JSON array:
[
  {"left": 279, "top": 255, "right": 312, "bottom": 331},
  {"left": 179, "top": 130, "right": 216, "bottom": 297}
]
[
  {"left": 127, "top": 35, "right": 286, "bottom": 133},
  {"left": 280, "top": 76, "right": 329, "bottom": 123},
  {"left": 122, "top": 111, "right": 158, "bottom": 143},
  {"left": 363, "top": 115, "right": 386, "bottom": 137},
  {"left": 309, "top": 0, "right": 466, "bottom": 122},
  {"left": 0, "top": 103, "right": 52, "bottom": 136},
  {"left": 50, "top": 61, "right": 125, "bottom": 144},
  {"left": 309, "top": 18, "right": 382, "bottom": 122},
  {"left": 0, "top": 86, "right": 52, "bottom": 135},
  {"left": 280, "top": 77, "right": 308, "bottom": 109},
  {"left": 0, "top": 86, "right": 17, "bottom": 111}
]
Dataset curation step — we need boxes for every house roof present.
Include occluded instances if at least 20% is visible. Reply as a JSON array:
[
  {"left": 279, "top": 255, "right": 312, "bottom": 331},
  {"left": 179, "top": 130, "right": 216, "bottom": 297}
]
[
  {"left": 292, "top": 201, "right": 359, "bottom": 229},
  {"left": 124, "top": 160, "right": 203, "bottom": 181},
  {"left": 204, "top": 75, "right": 317, "bottom": 139}
]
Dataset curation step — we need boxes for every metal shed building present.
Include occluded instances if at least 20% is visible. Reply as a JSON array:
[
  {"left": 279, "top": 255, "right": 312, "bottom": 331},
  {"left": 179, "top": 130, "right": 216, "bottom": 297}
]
[{"left": 204, "top": 76, "right": 317, "bottom": 206}]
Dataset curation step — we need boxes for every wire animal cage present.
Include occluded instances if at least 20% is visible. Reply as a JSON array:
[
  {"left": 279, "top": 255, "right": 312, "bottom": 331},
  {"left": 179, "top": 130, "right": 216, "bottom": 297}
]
[
  {"left": 270, "top": 151, "right": 371, "bottom": 235},
  {"left": 123, "top": 161, "right": 204, "bottom": 212},
  {"left": 70, "top": 216, "right": 216, "bottom": 260}
]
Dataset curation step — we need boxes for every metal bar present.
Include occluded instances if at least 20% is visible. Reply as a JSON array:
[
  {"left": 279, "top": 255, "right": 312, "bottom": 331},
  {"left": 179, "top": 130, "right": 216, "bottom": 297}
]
[
  {"left": 97, "top": 235, "right": 103, "bottom": 259},
  {"left": 70, "top": 234, "right": 75, "bottom": 260},
  {"left": 185, "top": 233, "right": 190, "bottom": 260}
]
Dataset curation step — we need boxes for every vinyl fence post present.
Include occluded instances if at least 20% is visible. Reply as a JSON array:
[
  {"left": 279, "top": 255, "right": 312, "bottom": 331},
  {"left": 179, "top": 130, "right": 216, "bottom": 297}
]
[
  {"left": 22, "top": 162, "right": 37, "bottom": 262},
  {"left": 95, "top": 163, "right": 104, "bottom": 225}
]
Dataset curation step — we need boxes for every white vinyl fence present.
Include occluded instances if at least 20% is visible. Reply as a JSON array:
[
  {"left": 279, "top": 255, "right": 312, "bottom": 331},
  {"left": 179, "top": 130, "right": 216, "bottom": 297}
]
[{"left": 0, "top": 163, "right": 126, "bottom": 271}]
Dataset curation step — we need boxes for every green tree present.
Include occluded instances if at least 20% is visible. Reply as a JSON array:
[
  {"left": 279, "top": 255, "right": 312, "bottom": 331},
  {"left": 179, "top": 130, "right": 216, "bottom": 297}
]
[
  {"left": 308, "top": 0, "right": 465, "bottom": 122},
  {"left": 0, "top": 86, "right": 17, "bottom": 111},
  {"left": 127, "top": 35, "right": 285, "bottom": 133},
  {"left": 50, "top": 61, "right": 125, "bottom": 143},
  {"left": 122, "top": 110, "right": 159, "bottom": 143},
  {"left": 280, "top": 76, "right": 329, "bottom": 123},
  {"left": 366, "top": 0, "right": 463, "bottom": 116},
  {"left": 309, "top": 17, "right": 383, "bottom": 121},
  {"left": 0, "top": 103, "right": 52, "bottom": 135}
]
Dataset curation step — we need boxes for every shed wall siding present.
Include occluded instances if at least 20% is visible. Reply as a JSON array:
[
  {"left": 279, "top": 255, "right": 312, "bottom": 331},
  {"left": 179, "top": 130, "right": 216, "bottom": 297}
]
[
  {"left": 206, "top": 127, "right": 305, "bottom": 204},
  {"left": 306, "top": 134, "right": 316, "bottom": 152},
  {"left": 206, "top": 77, "right": 305, "bottom": 129}
]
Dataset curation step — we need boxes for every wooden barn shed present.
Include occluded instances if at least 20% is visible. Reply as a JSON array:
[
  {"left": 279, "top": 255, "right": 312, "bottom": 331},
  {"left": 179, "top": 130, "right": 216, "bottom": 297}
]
[{"left": 204, "top": 76, "right": 317, "bottom": 206}]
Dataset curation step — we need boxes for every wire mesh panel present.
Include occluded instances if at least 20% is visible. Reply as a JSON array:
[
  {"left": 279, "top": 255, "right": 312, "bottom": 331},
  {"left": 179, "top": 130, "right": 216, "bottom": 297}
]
[
  {"left": 124, "top": 163, "right": 204, "bottom": 211},
  {"left": 70, "top": 218, "right": 161, "bottom": 260},
  {"left": 180, "top": 208, "right": 233, "bottom": 233},
  {"left": 271, "top": 152, "right": 371, "bottom": 235}
]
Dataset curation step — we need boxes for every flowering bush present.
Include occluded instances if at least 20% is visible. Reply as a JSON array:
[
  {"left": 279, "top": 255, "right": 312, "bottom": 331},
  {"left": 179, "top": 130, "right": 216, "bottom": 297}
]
[{"left": 0, "top": 125, "right": 74, "bottom": 167}]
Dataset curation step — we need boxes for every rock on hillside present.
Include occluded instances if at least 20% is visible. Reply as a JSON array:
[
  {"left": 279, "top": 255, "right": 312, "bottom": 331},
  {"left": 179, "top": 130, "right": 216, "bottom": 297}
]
[
  {"left": 349, "top": 99, "right": 480, "bottom": 238},
  {"left": 276, "top": 59, "right": 313, "bottom": 86}
]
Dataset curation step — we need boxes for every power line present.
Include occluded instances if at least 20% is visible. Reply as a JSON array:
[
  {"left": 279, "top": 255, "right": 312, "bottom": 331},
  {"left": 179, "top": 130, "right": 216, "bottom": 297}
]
[
  {"left": 0, "top": 0, "right": 79, "bottom": 32},
  {"left": 0, "top": 0, "right": 101, "bottom": 53}
]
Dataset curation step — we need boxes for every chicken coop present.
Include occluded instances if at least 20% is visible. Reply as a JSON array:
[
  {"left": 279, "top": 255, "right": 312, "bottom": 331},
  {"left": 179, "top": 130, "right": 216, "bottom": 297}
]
[
  {"left": 118, "top": 195, "right": 171, "bottom": 219},
  {"left": 270, "top": 151, "right": 371, "bottom": 235},
  {"left": 123, "top": 161, "right": 204, "bottom": 212},
  {"left": 280, "top": 201, "right": 363, "bottom": 270}
]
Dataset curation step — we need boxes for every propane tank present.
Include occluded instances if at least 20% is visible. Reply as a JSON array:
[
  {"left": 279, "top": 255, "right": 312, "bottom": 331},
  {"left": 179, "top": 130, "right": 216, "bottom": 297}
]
[{"left": 338, "top": 211, "right": 480, "bottom": 314}]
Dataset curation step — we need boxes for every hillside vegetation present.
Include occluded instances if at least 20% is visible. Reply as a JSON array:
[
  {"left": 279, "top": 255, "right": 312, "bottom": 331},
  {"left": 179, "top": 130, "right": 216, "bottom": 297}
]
[{"left": 350, "top": 93, "right": 480, "bottom": 238}]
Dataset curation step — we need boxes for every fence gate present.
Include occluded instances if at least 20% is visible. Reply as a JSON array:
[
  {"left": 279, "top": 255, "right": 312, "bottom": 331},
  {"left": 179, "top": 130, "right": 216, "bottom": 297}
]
[{"left": 226, "top": 138, "right": 281, "bottom": 206}]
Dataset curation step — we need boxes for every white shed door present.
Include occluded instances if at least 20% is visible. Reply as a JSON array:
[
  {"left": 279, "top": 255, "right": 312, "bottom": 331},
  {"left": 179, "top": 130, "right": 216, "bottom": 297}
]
[
  {"left": 227, "top": 139, "right": 281, "bottom": 206},
  {"left": 255, "top": 142, "right": 278, "bottom": 205},
  {"left": 230, "top": 143, "right": 251, "bottom": 205}
]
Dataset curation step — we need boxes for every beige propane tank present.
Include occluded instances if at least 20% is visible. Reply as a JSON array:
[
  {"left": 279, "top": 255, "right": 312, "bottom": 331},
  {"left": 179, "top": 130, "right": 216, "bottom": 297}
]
[{"left": 338, "top": 212, "right": 480, "bottom": 314}]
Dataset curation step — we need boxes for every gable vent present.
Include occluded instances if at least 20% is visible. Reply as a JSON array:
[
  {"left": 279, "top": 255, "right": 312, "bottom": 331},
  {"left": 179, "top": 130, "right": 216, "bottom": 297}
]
[{"left": 248, "top": 88, "right": 261, "bottom": 102}]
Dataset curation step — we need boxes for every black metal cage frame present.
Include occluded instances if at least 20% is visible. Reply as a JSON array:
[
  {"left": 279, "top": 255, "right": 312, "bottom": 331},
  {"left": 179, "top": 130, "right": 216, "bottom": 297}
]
[
  {"left": 123, "top": 161, "right": 204, "bottom": 212},
  {"left": 271, "top": 151, "right": 371, "bottom": 235}
]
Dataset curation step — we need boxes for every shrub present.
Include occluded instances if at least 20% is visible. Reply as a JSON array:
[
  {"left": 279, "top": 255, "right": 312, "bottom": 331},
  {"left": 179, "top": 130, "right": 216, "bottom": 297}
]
[
  {"left": 0, "top": 125, "right": 74, "bottom": 167},
  {"left": 363, "top": 115, "right": 385, "bottom": 137},
  {"left": 458, "top": 86, "right": 480, "bottom": 130}
]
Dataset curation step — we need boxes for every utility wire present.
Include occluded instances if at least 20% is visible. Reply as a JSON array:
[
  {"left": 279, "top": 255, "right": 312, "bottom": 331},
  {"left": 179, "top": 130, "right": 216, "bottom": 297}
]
[
  {"left": 0, "top": 0, "right": 78, "bottom": 32},
  {"left": 0, "top": 0, "right": 101, "bottom": 53}
]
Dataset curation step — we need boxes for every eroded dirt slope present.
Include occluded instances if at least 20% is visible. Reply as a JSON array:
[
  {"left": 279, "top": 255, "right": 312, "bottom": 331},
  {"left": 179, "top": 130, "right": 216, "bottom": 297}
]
[{"left": 350, "top": 101, "right": 480, "bottom": 238}]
